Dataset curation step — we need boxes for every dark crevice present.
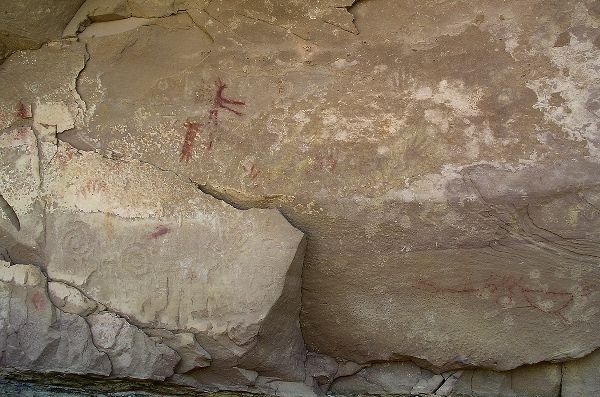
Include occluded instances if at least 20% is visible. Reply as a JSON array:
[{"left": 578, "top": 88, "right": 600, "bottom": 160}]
[
  {"left": 29, "top": 112, "right": 46, "bottom": 188},
  {"left": 0, "top": 193, "right": 21, "bottom": 232},
  {"left": 430, "top": 372, "right": 451, "bottom": 394},
  {"left": 0, "top": 246, "right": 15, "bottom": 265},
  {"left": 192, "top": 180, "right": 287, "bottom": 211},
  {"left": 183, "top": 10, "right": 215, "bottom": 43},
  {"left": 470, "top": 370, "right": 474, "bottom": 395},
  {"left": 345, "top": 0, "right": 368, "bottom": 35},
  {"left": 559, "top": 363, "right": 564, "bottom": 397},
  {"left": 320, "top": 18, "right": 358, "bottom": 35},
  {"left": 54, "top": 134, "right": 296, "bottom": 225},
  {"left": 74, "top": 42, "right": 90, "bottom": 112}
]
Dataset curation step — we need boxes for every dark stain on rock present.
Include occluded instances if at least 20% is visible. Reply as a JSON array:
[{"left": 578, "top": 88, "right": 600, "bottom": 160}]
[
  {"left": 209, "top": 78, "right": 246, "bottom": 121},
  {"left": 243, "top": 163, "right": 261, "bottom": 180},
  {"left": 0, "top": 193, "right": 20, "bottom": 231},
  {"left": 180, "top": 78, "right": 245, "bottom": 161},
  {"left": 554, "top": 31, "right": 571, "bottom": 47},
  {"left": 549, "top": 92, "right": 565, "bottom": 107}
]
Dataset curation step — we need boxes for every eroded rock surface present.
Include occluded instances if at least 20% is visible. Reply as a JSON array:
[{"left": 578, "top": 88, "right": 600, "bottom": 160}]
[
  {"left": 41, "top": 144, "right": 306, "bottom": 381},
  {"left": 0, "top": 0, "right": 85, "bottom": 63},
  {"left": 1, "top": 0, "right": 600, "bottom": 395},
  {"left": 59, "top": 0, "right": 600, "bottom": 372},
  {"left": 144, "top": 328, "right": 212, "bottom": 374},
  {"left": 0, "top": 261, "right": 110, "bottom": 375},
  {"left": 330, "top": 362, "right": 429, "bottom": 395},
  {"left": 87, "top": 312, "right": 180, "bottom": 380},
  {"left": 47, "top": 281, "right": 98, "bottom": 316},
  {"left": 562, "top": 349, "right": 600, "bottom": 397},
  {"left": 0, "top": 40, "right": 87, "bottom": 265},
  {"left": 452, "top": 364, "right": 562, "bottom": 397},
  {"left": 0, "top": 18, "right": 307, "bottom": 387}
]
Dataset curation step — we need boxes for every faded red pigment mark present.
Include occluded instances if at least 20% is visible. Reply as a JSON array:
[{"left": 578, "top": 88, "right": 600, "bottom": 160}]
[
  {"left": 55, "top": 146, "right": 75, "bottom": 162},
  {"left": 179, "top": 78, "right": 245, "bottom": 162},
  {"left": 149, "top": 225, "right": 170, "bottom": 239},
  {"left": 10, "top": 127, "right": 30, "bottom": 145},
  {"left": 78, "top": 180, "right": 108, "bottom": 198},
  {"left": 416, "top": 274, "right": 593, "bottom": 324},
  {"left": 15, "top": 100, "right": 30, "bottom": 119},
  {"left": 315, "top": 147, "right": 338, "bottom": 171},
  {"left": 31, "top": 291, "right": 44, "bottom": 310},
  {"left": 243, "top": 163, "right": 260, "bottom": 180},
  {"left": 180, "top": 120, "right": 202, "bottom": 162},
  {"left": 185, "top": 268, "right": 198, "bottom": 281}
]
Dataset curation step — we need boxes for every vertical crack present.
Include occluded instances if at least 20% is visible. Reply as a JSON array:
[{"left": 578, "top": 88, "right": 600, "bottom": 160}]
[
  {"left": 75, "top": 42, "right": 90, "bottom": 114},
  {"left": 559, "top": 363, "right": 564, "bottom": 397}
]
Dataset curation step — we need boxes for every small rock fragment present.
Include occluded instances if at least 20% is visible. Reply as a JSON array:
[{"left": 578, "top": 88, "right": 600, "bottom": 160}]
[
  {"left": 306, "top": 352, "right": 338, "bottom": 387},
  {"left": 256, "top": 377, "right": 320, "bottom": 397},
  {"left": 331, "top": 362, "right": 422, "bottom": 395}
]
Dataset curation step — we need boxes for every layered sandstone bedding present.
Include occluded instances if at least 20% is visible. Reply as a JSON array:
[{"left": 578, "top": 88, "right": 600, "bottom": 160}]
[{"left": 1, "top": 1, "right": 600, "bottom": 396}]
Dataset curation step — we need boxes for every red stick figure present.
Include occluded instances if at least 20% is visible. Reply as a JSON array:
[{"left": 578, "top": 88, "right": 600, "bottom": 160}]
[
  {"left": 209, "top": 78, "right": 245, "bottom": 122},
  {"left": 180, "top": 120, "right": 201, "bottom": 162},
  {"left": 179, "top": 78, "right": 245, "bottom": 162}
]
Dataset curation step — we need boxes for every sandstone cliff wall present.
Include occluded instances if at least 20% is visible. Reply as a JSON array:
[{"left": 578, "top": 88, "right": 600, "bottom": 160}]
[{"left": 1, "top": 1, "right": 600, "bottom": 396}]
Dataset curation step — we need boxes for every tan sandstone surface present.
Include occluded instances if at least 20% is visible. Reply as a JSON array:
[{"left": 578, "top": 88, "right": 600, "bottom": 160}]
[{"left": 1, "top": 1, "right": 600, "bottom": 396}]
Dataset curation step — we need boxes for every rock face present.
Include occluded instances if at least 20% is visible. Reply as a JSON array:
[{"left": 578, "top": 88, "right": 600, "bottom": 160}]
[
  {"left": 48, "top": 281, "right": 98, "bottom": 316},
  {"left": 41, "top": 145, "right": 307, "bottom": 381},
  {"left": 63, "top": 0, "right": 600, "bottom": 372},
  {"left": 0, "top": 0, "right": 86, "bottom": 63},
  {"left": 87, "top": 312, "right": 180, "bottom": 380},
  {"left": 144, "top": 329, "right": 212, "bottom": 373},
  {"left": 1, "top": 0, "right": 600, "bottom": 395},
  {"left": 452, "top": 365, "right": 562, "bottom": 397},
  {"left": 562, "top": 349, "right": 600, "bottom": 397},
  {"left": 0, "top": 14, "right": 307, "bottom": 389},
  {"left": 0, "top": 262, "right": 110, "bottom": 375},
  {"left": 330, "top": 362, "right": 426, "bottom": 395}
]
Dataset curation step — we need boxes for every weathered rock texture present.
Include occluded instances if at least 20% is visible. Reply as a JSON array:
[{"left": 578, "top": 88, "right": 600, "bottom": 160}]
[
  {"left": 562, "top": 349, "right": 600, "bottom": 397},
  {"left": 0, "top": 0, "right": 86, "bottom": 63},
  {"left": 0, "top": 11, "right": 307, "bottom": 390},
  {"left": 87, "top": 312, "right": 180, "bottom": 380},
  {"left": 1, "top": 0, "right": 600, "bottom": 396},
  {"left": 0, "top": 261, "right": 110, "bottom": 375}
]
